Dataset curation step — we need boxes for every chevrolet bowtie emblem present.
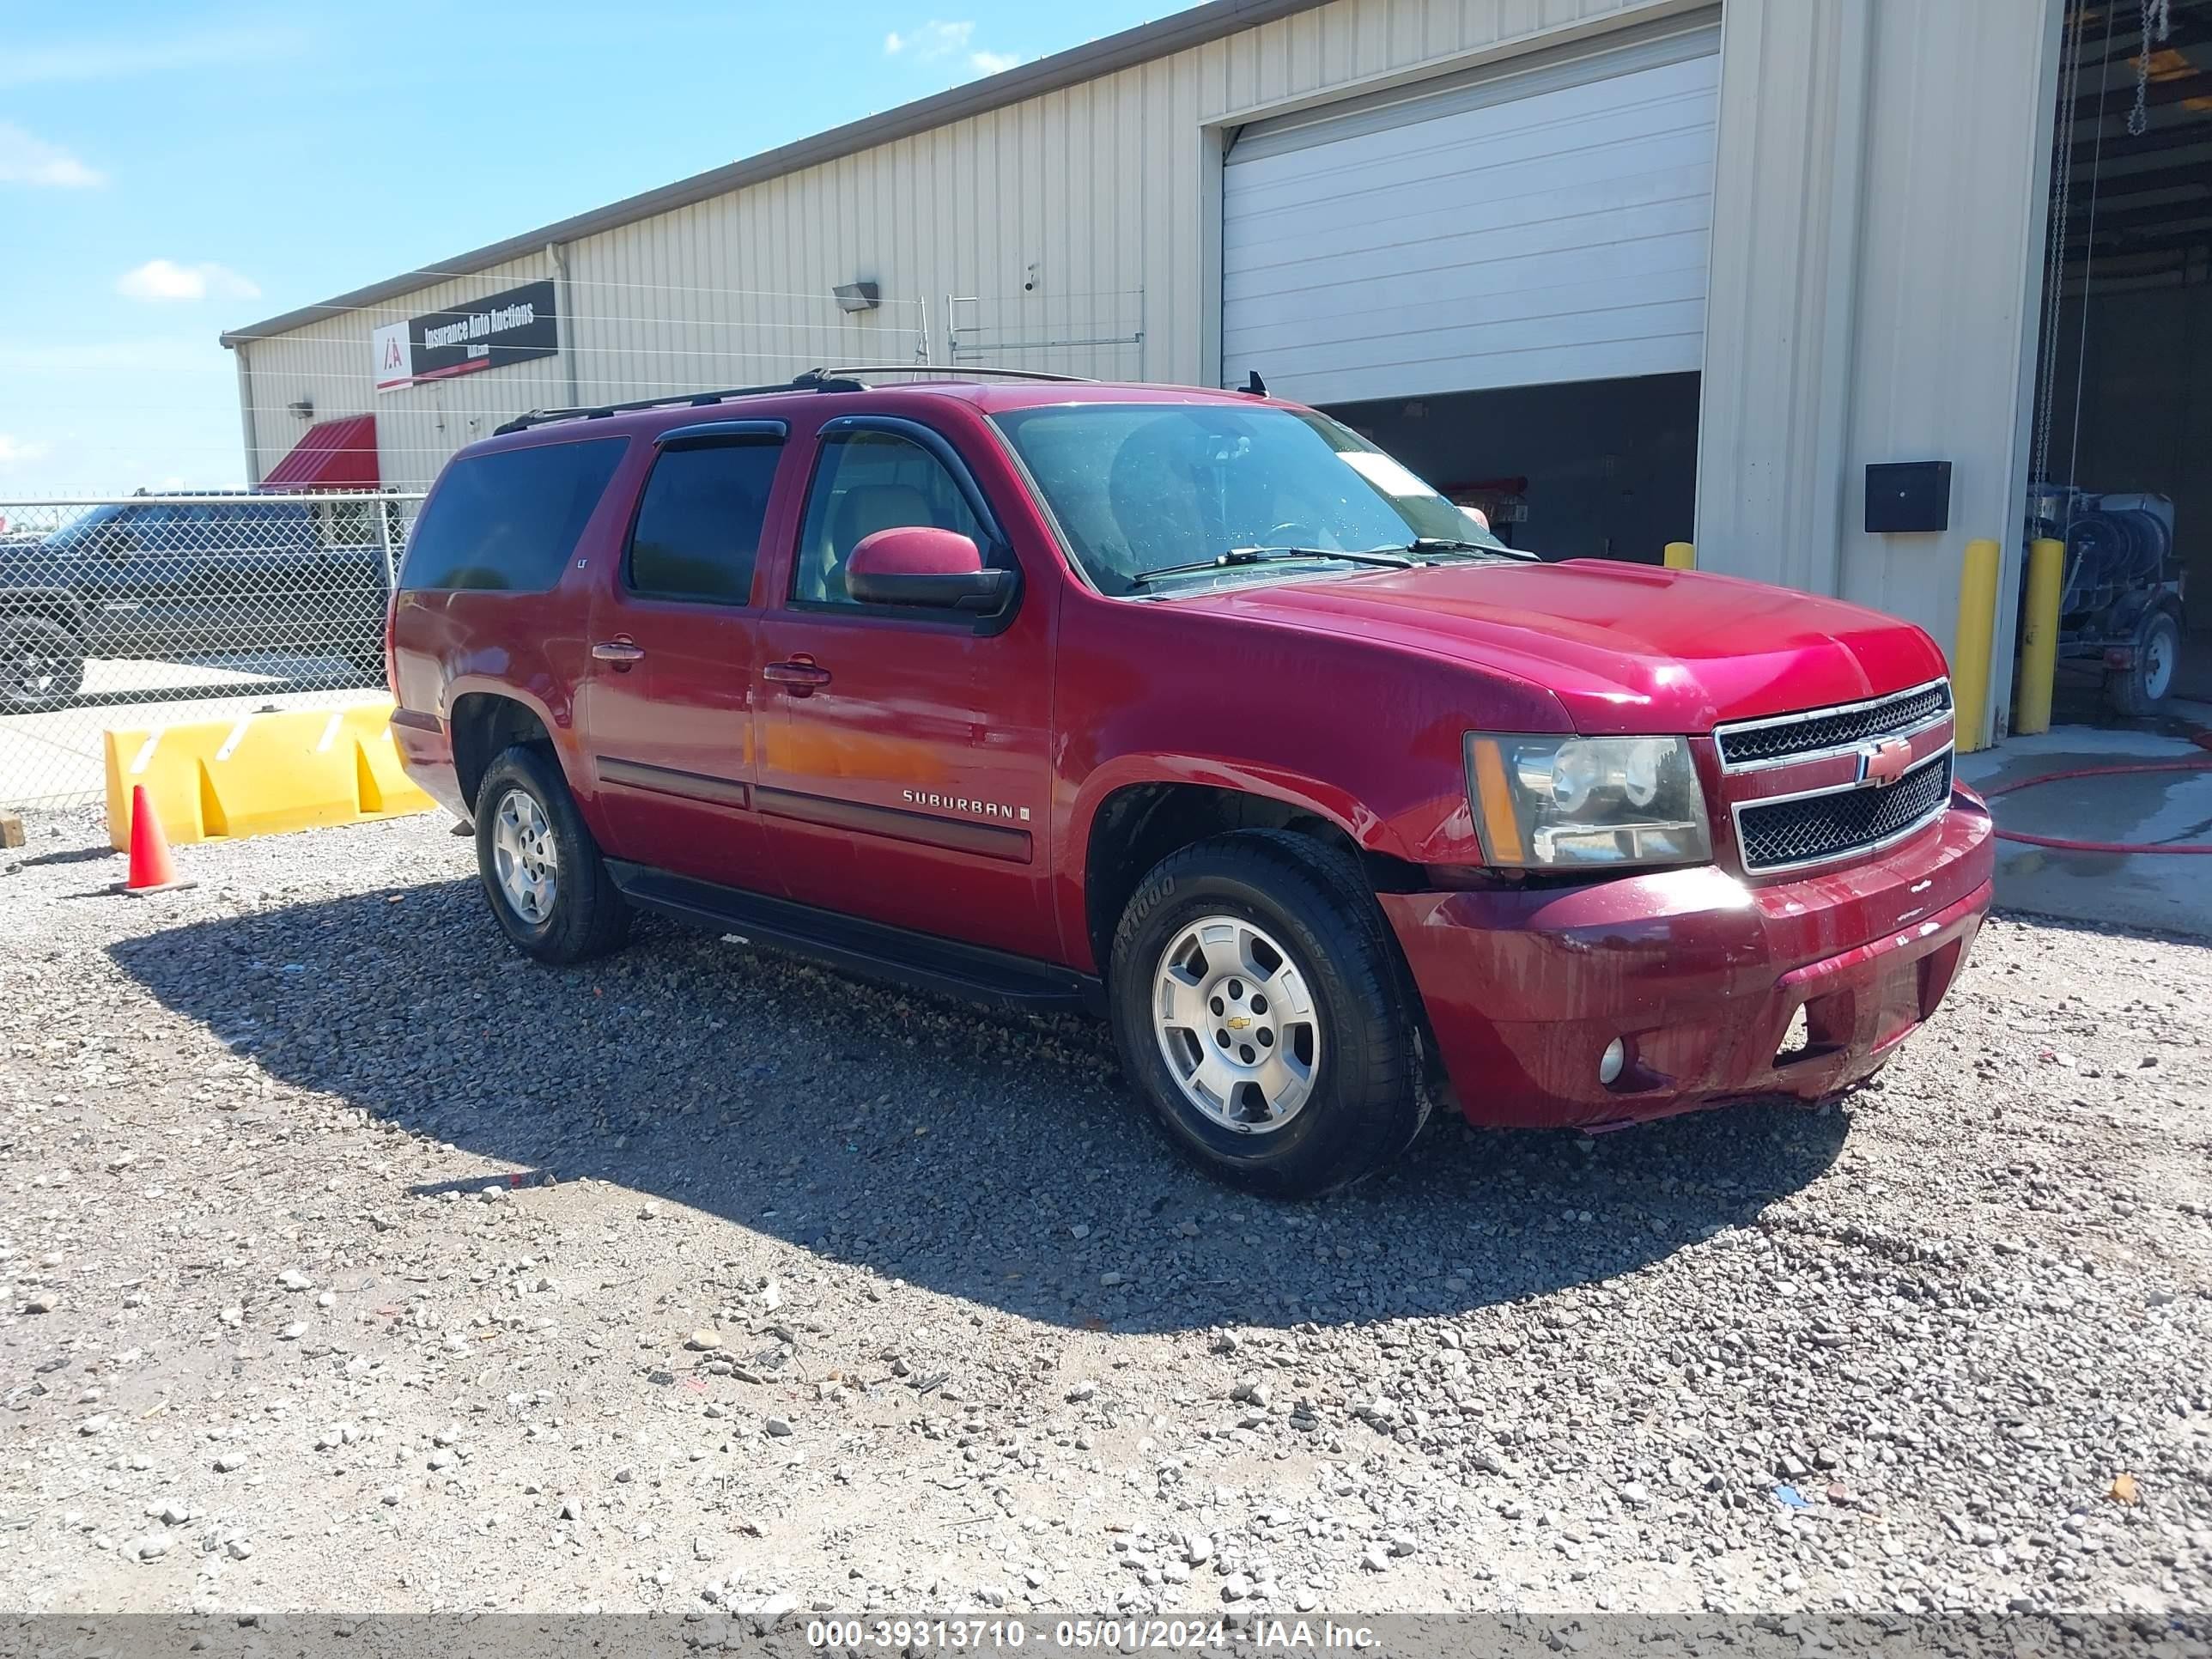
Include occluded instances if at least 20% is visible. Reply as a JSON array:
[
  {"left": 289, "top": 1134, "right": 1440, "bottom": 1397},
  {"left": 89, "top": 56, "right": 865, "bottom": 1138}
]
[
  {"left": 1225, "top": 1016, "right": 1252, "bottom": 1030},
  {"left": 1858, "top": 738, "right": 1912, "bottom": 787}
]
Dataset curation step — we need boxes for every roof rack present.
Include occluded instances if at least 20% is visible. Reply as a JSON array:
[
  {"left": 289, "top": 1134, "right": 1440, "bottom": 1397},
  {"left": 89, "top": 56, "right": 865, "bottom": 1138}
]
[
  {"left": 490, "top": 364, "right": 1096, "bottom": 435},
  {"left": 818, "top": 364, "right": 1100, "bottom": 385},
  {"left": 490, "top": 370, "right": 868, "bottom": 435}
]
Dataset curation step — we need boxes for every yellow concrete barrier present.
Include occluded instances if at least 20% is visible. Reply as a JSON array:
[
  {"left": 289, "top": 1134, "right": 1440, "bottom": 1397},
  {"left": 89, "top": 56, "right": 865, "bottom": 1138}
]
[
  {"left": 1952, "top": 538, "right": 2002, "bottom": 754},
  {"left": 1662, "top": 541, "right": 1696, "bottom": 570},
  {"left": 2014, "top": 536, "right": 2064, "bottom": 736},
  {"left": 103, "top": 699, "right": 435, "bottom": 851}
]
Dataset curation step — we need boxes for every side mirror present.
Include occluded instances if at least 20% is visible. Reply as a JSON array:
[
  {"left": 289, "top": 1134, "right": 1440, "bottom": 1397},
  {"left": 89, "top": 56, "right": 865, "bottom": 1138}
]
[{"left": 846, "top": 526, "right": 1014, "bottom": 611}]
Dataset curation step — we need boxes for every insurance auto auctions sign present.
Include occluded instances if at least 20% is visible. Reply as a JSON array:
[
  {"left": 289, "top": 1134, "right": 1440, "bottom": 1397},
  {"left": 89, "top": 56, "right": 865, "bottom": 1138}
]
[{"left": 372, "top": 279, "right": 558, "bottom": 392}]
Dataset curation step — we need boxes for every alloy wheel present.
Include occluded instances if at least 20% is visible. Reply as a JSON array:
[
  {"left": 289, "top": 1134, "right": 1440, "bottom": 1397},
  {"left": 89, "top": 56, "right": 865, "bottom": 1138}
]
[
  {"left": 490, "top": 787, "right": 560, "bottom": 925},
  {"left": 1151, "top": 913, "right": 1322, "bottom": 1133}
]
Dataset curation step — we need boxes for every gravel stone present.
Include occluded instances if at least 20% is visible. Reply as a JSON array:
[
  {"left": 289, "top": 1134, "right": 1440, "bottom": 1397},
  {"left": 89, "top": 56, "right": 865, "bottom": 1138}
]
[{"left": 0, "top": 808, "right": 2205, "bottom": 1619}]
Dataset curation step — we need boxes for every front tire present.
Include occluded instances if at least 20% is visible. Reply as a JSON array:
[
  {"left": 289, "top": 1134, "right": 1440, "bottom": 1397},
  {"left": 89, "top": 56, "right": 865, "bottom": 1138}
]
[
  {"left": 1108, "top": 830, "right": 1427, "bottom": 1198},
  {"left": 0, "top": 616, "right": 86, "bottom": 711},
  {"left": 473, "top": 744, "right": 631, "bottom": 964}
]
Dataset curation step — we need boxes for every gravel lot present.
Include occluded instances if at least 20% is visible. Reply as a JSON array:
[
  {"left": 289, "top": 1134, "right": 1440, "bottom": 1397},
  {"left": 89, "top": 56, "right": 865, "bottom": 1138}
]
[{"left": 1, "top": 810, "right": 2208, "bottom": 1620}]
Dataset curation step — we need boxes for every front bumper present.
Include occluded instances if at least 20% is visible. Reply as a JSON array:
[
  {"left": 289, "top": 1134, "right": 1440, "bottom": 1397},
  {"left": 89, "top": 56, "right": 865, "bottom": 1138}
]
[{"left": 1381, "top": 790, "right": 1996, "bottom": 1129}]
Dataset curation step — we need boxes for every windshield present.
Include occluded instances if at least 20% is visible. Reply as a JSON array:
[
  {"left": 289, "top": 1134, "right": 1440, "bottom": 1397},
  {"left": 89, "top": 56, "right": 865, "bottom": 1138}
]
[
  {"left": 46, "top": 504, "right": 131, "bottom": 549},
  {"left": 989, "top": 402, "right": 1508, "bottom": 596}
]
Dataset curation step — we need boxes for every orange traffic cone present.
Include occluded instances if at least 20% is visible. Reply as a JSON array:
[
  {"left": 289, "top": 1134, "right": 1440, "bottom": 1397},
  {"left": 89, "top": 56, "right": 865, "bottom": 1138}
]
[{"left": 116, "top": 785, "right": 191, "bottom": 896}]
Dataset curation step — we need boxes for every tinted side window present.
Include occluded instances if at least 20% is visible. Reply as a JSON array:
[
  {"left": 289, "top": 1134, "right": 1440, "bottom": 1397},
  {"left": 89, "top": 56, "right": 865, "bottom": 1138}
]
[
  {"left": 626, "top": 441, "right": 781, "bottom": 605},
  {"left": 793, "top": 430, "right": 989, "bottom": 605},
  {"left": 402, "top": 438, "right": 627, "bottom": 592}
]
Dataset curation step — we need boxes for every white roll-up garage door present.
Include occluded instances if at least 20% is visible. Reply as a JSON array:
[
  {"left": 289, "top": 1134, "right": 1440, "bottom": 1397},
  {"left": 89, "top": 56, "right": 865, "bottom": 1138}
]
[{"left": 1221, "top": 21, "right": 1721, "bottom": 407}]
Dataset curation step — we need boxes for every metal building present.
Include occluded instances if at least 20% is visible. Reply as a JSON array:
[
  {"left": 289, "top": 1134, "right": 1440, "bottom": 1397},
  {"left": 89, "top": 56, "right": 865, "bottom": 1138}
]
[{"left": 225, "top": 0, "right": 2203, "bottom": 744}]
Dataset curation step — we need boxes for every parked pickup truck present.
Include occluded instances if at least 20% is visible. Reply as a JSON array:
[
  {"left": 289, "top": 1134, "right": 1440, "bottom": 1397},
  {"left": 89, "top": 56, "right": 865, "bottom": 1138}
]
[
  {"left": 0, "top": 495, "right": 394, "bottom": 709},
  {"left": 387, "top": 369, "right": 1994, "bottom": 1196}
]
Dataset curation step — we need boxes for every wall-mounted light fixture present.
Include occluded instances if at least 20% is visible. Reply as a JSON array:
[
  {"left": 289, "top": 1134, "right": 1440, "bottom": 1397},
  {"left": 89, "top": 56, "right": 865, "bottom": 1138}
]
[
  {"left": 831, "top": 281, "right": 881, "bottom": 313},
  {"left": 287, "top": 398, "right": 314, "bottom": 421}
]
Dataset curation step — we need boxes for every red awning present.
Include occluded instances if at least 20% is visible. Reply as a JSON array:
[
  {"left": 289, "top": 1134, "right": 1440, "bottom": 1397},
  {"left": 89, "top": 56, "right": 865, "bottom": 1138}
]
[{"left": 258, "top": 414, "right": 378, "bottom": 491}]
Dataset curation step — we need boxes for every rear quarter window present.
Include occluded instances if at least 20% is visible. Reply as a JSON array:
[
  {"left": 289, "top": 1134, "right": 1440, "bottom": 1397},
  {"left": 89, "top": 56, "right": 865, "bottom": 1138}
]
[{"left": 401, "top": 437, "right": 628, "bottom": 592}]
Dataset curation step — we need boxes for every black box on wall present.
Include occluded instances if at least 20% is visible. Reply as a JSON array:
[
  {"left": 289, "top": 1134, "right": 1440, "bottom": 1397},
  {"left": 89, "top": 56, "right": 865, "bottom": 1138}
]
[{"left": 1865, "top": 461, "right": 1953, "bottom": 534}]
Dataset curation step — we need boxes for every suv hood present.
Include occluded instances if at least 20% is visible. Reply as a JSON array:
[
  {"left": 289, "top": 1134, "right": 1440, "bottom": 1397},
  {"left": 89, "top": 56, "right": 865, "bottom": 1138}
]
[{"left": 1189, "top": 559, "right": 1949, "bottom": 734}]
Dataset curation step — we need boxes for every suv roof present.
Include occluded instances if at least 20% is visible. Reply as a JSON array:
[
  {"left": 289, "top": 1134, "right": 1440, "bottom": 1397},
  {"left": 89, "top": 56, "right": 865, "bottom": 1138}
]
[{"left": 487, "top": 368, "right": 1271, "bottom": 443}]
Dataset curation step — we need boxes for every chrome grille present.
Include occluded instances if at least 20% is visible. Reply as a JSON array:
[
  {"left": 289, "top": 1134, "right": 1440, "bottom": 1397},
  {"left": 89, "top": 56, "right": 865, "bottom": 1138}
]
[
  {"left": 1735, "top": 752, "right": 1953, "bottom": 873},
  {"left": 1715, "top": 679, "right": 1953, "bottom": 769}
]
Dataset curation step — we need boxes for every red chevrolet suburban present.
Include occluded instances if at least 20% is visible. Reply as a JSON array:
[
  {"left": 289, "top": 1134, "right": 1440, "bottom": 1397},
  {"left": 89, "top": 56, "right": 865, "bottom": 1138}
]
[{"left": 387, "top": 369, "right": 1993, "bottom": 1196}]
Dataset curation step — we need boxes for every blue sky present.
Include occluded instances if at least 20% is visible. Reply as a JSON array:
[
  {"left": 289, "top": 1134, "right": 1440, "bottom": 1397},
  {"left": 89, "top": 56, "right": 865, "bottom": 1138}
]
[{"left": 0, "top": 1, "right": 1158, "bottom": 495}]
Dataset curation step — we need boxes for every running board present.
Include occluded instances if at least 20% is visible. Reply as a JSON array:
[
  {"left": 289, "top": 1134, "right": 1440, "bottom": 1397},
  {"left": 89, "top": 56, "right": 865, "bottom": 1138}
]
[{"left": 605, "top": 861, "right": 1103, "bottom": 1015}]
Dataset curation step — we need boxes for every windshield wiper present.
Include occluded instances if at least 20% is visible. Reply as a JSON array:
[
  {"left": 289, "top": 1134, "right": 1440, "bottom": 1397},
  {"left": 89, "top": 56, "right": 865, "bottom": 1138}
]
[
  {"left": 1128, "top": 544, "right": 1416, "bottom": 586},
  {"left": 1401, "top": 537, "right": 1535, "bottom": 561}
]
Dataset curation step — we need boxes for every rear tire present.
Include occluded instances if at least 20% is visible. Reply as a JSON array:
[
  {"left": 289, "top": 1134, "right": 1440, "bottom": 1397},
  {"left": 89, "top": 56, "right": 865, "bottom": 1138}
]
[
  {"left": 2106, "top": 610, "right": 2179, "bottom": 718},
  {"left": 1108, "top": 830, "right": 1427, "bottom": 1199},
  {"left": 0, "top": 616, "right": 86, "bottom": 712},
  {"left": 474, "top": 744, "right": 631, "bottom": 964}
]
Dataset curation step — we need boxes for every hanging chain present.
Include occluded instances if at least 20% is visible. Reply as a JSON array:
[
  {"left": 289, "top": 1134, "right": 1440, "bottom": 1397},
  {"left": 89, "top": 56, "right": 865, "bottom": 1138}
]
[
  {"left": 2129, "top": 0, "right": 2173, "bottom": 136},
  {"left": 2034, "top": 4, "right": 2088, "bottom": 484}
]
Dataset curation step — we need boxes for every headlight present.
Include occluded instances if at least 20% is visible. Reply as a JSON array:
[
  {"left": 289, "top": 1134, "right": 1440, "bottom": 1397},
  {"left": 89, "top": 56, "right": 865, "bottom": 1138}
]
[{"left": 1466, "top": 734, "right": 1711, "bottom": 869}]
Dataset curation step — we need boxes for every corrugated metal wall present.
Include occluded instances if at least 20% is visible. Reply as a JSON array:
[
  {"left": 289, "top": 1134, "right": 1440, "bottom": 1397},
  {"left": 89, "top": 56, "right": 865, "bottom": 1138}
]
[
  {"left": 1697, "top": 0, "right": 2060, "bottom": 745},
  {"left": 236, "top": 0, "right": 1669, "bottom": 491},
  {"left": 239, "top": 253, "right": 568, "bottom": 494}
]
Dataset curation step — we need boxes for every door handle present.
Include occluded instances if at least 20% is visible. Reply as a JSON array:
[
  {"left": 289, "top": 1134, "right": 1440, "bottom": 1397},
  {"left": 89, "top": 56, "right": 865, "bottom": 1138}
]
[
  {"left": 763, "top": 659, "right": 832, "bottom": 696},
  {"left": 592, "top": 641, "right": 647, "bottom": 664}
]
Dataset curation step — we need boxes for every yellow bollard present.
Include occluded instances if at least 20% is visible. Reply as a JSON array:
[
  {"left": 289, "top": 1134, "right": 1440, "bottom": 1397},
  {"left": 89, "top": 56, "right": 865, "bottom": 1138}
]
[
  {"left": 2013, "top": 537, "right": 2063, "bottom": 736},
  {"left": 1662, "top": 541, "right": 1696, "bottom": 570},
  {"left": 1953, "top": 538, "right": 2002, "bottom": 753}
]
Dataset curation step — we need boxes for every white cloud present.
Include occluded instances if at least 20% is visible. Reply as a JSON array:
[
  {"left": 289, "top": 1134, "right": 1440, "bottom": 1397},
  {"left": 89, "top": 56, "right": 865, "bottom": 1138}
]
[
  {"left": 0, "top": 434, "right": 53, "bottom": 469},
  {"left": 886, "top": 18, "right": 975, "bottom": 58},
  {"left": 884, "top": 19, "right": 1018, "bottom": 76},
  {"left": 0, "top": 120, "right": 103, "bottom": 187},
  {"left": 0, "top": 21, "right": 309, "bottom": 88},
  {"left": 115, "top": 258, "right": 262, "bottom": 303}
]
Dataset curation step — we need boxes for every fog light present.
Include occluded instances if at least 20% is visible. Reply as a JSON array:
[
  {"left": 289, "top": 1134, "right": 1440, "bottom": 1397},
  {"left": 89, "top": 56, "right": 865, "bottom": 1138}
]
[{"left": 1598, "top": 1037, "right": 1627, "bottom": 1086}]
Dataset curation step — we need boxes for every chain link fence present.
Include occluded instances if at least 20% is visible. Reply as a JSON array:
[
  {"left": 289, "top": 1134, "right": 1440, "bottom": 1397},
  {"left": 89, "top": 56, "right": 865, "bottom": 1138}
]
[
  {"left": 2, "top": 276, "right": 1162, "bottom": 816},
  {"left": 0, "top": 491, "right": 424, "bottom": 811}
]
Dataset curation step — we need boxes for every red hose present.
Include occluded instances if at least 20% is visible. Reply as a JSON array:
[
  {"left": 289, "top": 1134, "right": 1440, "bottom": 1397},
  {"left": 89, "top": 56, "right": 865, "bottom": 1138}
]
[{"left": 1981, "top": 733, "right": 2212, "bottom": 854}]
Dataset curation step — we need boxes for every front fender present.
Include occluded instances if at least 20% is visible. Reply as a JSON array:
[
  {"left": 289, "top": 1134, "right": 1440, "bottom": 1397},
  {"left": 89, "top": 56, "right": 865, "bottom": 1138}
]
[
  {"left": 1054, "top": 754, "right": 1439, "bottom": 977},
  {"left": 1066, "top": 753, "right": 1394, "bottom": 866}
]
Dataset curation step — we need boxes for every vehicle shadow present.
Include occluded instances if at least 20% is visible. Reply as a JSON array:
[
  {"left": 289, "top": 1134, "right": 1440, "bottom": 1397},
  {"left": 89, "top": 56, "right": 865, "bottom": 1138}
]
[{"left": 108, "top": 879, "right": 1850, "bottom": 1334}]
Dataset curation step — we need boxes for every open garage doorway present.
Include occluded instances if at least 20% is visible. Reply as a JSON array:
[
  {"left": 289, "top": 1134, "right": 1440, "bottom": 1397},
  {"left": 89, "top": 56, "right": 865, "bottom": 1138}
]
[
  {"left": 1325, "top": 372, "right": 1699, "bottom": 562},
  {"left": 1218, "top": 17, "right": 1718, "bottom": 568},
  {"left": 2028, "top": 0, "right": 2211, "bottom": 719}
]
